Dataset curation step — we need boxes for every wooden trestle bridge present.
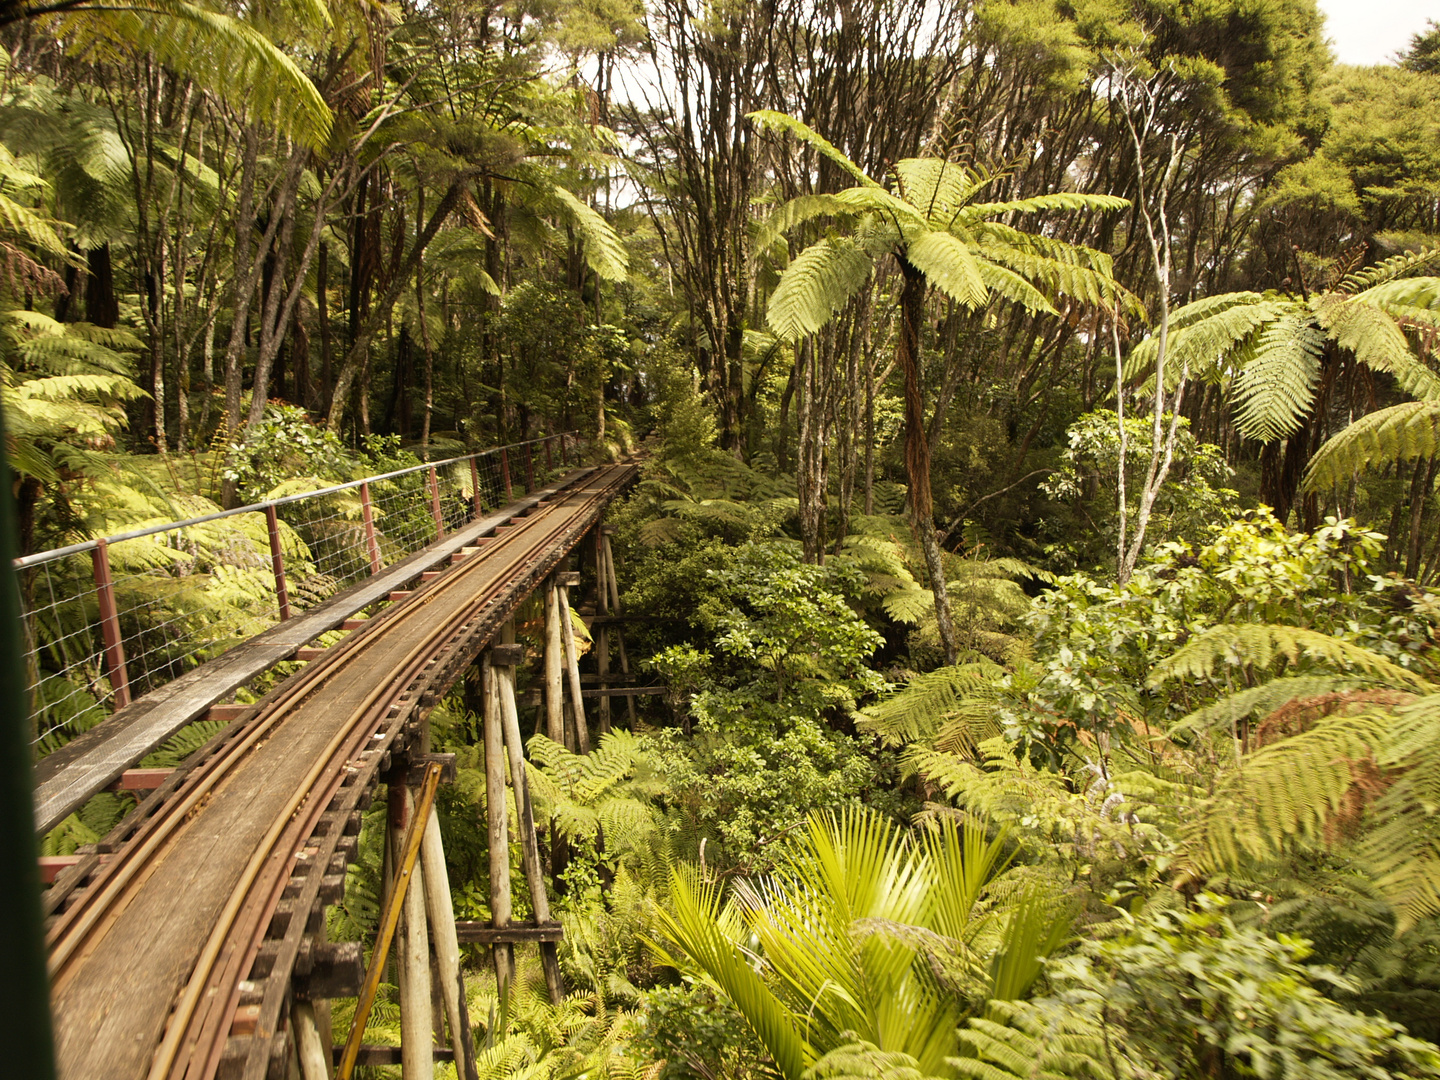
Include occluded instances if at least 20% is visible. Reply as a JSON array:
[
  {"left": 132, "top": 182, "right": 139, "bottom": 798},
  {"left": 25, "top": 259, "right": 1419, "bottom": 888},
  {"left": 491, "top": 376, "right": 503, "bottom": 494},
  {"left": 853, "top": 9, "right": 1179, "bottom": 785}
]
[{"left": 31, "top": 456, "right": 642, "bottom": 1080}]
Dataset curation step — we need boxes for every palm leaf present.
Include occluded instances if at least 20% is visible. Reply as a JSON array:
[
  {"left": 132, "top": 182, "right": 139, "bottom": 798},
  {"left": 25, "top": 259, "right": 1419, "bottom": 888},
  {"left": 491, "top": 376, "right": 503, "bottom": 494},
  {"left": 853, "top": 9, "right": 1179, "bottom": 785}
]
[{"left": 649, "top": 868, "right": 815, "bottom": 1080}]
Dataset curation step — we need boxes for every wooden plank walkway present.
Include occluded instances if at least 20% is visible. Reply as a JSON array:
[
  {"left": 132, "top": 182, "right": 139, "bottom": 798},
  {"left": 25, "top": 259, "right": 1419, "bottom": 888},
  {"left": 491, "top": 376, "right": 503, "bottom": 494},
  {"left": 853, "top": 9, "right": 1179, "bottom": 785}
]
[{"left": 32, "top": 466, "right": 599, "bottom": 835}]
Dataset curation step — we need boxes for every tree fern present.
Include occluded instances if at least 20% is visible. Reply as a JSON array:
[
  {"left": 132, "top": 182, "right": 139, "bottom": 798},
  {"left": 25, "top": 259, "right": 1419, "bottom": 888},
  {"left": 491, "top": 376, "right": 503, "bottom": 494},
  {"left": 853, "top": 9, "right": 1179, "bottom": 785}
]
[
  {"left": 551, "top": 187, "right": 629, "bottom": 281},
  {"left": 766, "top": 236, "right": 873, "bottom": 340},
  {"left": 1340, "top": 248, "right": 1440, "bottom": 294},
  {"left": 906, "top": 230, "right": 994, "bottom": 308},
  {"left": 54, "top": 2, "right": 332, "bottom": 149},
  {"left": 951, "top": 999, "right": 1110, "bottom": 1080},
  {"left": 749, "top": 109, "right": 879, "bottom": 188},
  {"left": 1168, "top": 675, "right": 1371, "bottom": 738},
  {"left": 1148, "top": 624, "right": 1431, "bottom": 691},
  {"left": 1314, "top": 292, "right": 1440, "bottom": 399},
  {"left": 1303, "top": 400, "right": 1440, "bottom": 491},
  {"left": 857, "top": 661, "right": 1005, "bottom": 746},
  {"left": 1230, "top": 313, "right": 1327, "bottom": 441},
  {"left": 1179, "top": 708, "right": 1392, "bottom": 874},
  {"left": 1359, "top": 693, "right": 1440, "bottom": 929}
]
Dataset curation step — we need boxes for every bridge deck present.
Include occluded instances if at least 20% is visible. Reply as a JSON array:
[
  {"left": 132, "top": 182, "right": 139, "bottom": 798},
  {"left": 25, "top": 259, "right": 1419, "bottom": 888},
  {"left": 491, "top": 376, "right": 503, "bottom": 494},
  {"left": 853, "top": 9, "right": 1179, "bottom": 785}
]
[
  {"left": 33, "top": 465, "right": 600, "bottom": 836},
  {"left": 44, "top": 461, "right": 638, "bottom": 1080}
]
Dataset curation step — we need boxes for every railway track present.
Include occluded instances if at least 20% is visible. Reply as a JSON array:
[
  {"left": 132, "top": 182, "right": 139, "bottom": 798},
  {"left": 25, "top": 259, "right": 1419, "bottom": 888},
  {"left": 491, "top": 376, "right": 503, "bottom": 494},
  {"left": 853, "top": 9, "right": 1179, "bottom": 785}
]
[{"left": 43, "top": 461, "right": 637, "bottom": 1080}]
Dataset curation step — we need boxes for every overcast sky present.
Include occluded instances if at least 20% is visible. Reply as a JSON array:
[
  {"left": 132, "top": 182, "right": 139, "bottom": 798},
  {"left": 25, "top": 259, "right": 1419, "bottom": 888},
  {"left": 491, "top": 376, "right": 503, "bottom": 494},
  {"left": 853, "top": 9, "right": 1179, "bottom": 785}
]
[{"left": 1317, "top": 0, "right": 1435, "bottom": 64}]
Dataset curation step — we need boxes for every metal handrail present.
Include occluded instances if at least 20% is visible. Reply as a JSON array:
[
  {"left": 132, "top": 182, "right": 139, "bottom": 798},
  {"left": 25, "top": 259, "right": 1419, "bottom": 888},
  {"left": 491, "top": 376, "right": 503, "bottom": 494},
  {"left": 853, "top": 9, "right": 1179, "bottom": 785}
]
[{"left": 13, "top": 433, "right": 578, "bottom": 570}]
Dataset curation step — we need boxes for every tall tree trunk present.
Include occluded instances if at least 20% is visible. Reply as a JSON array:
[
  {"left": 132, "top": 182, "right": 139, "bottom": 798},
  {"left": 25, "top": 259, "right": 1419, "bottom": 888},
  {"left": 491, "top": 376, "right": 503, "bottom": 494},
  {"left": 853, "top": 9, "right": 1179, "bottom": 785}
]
[
  {"left": 327, "top": 181, "right": 464, "bottom": 431},
  {"left": 85, "top": 246, "right": 118, "bottom": 328},
  {"left": 318, "top": 240, "right": 333, "bottom": 413},
  {"left": 899, "top": 259, "right": 958, "bottom": 664},
  {"left": 796, "top": 336, "right": 826, "bottom": 563}
]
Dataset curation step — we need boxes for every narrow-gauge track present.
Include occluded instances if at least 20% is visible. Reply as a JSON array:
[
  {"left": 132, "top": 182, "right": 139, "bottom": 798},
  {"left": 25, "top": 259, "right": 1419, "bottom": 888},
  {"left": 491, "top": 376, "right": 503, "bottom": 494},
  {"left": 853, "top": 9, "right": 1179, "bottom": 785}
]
[{"left": 45, "top": 461, "right": 637, "bottom": 1080}]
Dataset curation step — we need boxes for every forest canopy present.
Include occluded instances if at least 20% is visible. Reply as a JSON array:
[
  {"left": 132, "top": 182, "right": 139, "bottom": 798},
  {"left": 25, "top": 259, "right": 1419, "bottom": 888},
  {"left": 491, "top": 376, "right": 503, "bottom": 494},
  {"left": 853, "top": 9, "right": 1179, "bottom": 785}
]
[{"left": 6, "top": 0, "right": 1440, "bottom": 1077}]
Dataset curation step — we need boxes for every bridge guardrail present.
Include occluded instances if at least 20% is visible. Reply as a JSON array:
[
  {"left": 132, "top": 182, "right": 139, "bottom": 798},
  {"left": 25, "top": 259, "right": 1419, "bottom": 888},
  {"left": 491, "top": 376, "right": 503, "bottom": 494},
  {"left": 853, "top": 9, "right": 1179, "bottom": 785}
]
[{"left": 15, "top": 433, "right": 583, "bottom": 758}]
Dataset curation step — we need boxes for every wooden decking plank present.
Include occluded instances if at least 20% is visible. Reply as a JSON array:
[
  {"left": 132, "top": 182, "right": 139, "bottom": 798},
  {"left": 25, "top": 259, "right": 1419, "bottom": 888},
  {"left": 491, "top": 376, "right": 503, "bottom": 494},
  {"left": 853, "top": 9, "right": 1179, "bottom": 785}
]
[{"left": 32, "top": 467, "right": 597, "bottom": 835}]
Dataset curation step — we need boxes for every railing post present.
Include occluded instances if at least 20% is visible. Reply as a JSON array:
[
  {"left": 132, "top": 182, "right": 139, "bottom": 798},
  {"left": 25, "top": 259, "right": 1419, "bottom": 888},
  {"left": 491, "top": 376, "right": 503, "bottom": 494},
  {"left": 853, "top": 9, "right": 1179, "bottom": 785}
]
[
  {"left": 428, "top": 466, "right": 445, "bottom": 540},
  {"left": 469, "top": 456, "right": 483, "bottom": 520},
  {"left": 544, "top": 437, "right": 553, "bottom": 474},
  {"left": 524, "top": 443, "right": 536, "bottom": 493},
  {"left": 264, "top": 505, "right": 292, "bottom": 621},
  {"left": 360, "top": 482, "right": 383, "bottom": 575},
  {"left": 91, "top": 538, "right": 131, "bottom": 709},
  {"left": 499, "top": 448, "right": 513, "bottom": 503}
]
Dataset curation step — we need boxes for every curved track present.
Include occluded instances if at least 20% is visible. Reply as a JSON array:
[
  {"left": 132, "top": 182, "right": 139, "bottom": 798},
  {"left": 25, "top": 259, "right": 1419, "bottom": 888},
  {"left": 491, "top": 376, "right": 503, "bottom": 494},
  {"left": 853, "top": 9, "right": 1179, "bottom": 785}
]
[{"left": 44, "top": 461, "right": 637, "bottom": 1080}]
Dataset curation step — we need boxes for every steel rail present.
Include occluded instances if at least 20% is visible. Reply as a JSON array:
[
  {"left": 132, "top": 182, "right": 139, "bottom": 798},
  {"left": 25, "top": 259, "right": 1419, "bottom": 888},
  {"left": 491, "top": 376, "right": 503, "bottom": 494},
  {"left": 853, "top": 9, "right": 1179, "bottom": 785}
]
[
  {"left": 171, "top": 487, "right": 601, "bottom": 1080},
  {"left": 44, "top": 461, "right": 637, "bottom": 1080}
]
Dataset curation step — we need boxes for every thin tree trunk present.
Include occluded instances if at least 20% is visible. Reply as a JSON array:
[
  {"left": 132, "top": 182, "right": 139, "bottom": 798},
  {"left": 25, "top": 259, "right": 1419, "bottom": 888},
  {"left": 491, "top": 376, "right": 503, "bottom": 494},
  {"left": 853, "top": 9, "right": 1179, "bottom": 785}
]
[
  {"left": 899, "top": 259, "right": 958, "bottom": 664},
  {"left": 327, "top": 181, "right": 465, "bottom": 431}
]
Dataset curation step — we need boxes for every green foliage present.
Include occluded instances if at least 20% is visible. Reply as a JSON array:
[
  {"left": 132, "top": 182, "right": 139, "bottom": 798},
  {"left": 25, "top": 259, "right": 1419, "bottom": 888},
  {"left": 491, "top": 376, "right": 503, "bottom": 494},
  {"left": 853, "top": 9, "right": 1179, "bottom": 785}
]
[
  {"left": 1044, "top": 898, "right": 1440, "bottom": 1079},
  {"left": 1041, "top": 409, "right": 1239, "bottom": 570},
  {"left": 1304, "top": 401, "right": 1440, "bottom": 493},
  {"left": 222, "top": 402, "right": 358, "bottom": 502},
  {"left": 649, "top": 810, "right": 1066, "bottom": 1080}
]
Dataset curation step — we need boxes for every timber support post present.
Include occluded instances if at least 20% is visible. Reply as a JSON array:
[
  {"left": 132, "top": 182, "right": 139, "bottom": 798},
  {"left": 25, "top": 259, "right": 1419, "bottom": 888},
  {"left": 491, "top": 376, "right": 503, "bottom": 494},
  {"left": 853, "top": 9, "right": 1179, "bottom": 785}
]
[
  {"left": 491, "top": 640, "right": 564, "bottom": 1004},
  {"left": 601, "top": 527, "right": 635, "bottom": 725},
  {"left": 91, "top": 538, "right": 131, "bottom": 709},
  {"left": 555, "top": 571, "right": 590, "bottom": 754},
  {"left": 392, "top": 780, "right": 433, "bottom": 1080},
  {"left": 544, "top": 578, "right": 565, "bottom": 745},
  {"left": 595, "top": 532, "right": 611, "bottom": 735},
  {"left": 481, "top": 647, "right": 514, "bottom": 997},
  {"left": 360, "top": 482, "right": 382, "bottom": 574}
]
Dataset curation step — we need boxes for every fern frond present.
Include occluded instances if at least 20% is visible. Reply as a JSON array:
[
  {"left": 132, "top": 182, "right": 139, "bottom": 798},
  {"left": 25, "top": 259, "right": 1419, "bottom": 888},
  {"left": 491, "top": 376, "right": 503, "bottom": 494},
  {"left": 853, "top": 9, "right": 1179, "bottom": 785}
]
[
  {"left": 1148, "top": 624, "right": 1431, "bottom": 690},
  {"left": 1122, "top": 293, "right": 1281, "bottom": 383},
  {"left": 858, "top": 661, "right": 1005, "bottom": 746},
  {"left": 882, "top": 586, "right": 934, "bottom": 625},
  {"left": 892, "top": 158, "right": 985, "bottom": 222},
  {"left": 748, "top": 110, "right": 877, "bottom": 188},
  {"left": 754, "top": 193, "right": 859, "bottom": 253},
  {"left": 766, "top": 237, "right": 873, "bottom": 340},
  {"left": 60, "top": 4, "right": 332, "bottom": 150},
  {"left": 960, "top": 191, "right": 1130, "bottom": 222},
  {"left": 551, "top": 188, "right": 629, "bottom": 281},
  {"left": 905, "top": 231, "right": 991, "bottom": 309},
  {"left": 0, "top": 189, "right": 67, "bottom": 256},
  {"left": 805, "top": 1042, "right": 938, "bottom": 1080},
  {"left": 1230, "top": 314, "right": 1326, "bottom": 441},
  {"left": 1168, "top": 675, "right": 1370, "bottom": 738},
  {"left": 1302, "top": 400, "right": 1440, "bottom": 491},
  {"left": 1340, "top": 249, "right": 1440, "bottom": 293},
  {"left": 1359, "top": 693, "right": 1440, "bottom": 929},
  {"left": 1181, "top": 710, "right": 1391, "bottom": 872},
  {"left": 951, "top": 1000, "right": 1109, "bottom": 1080},
  {"left": 1313, "top": 292, "right": 1440, "bottom": 398},
  {"left": 1353, "top": 274, "right": 1440, "bottom": 316}
]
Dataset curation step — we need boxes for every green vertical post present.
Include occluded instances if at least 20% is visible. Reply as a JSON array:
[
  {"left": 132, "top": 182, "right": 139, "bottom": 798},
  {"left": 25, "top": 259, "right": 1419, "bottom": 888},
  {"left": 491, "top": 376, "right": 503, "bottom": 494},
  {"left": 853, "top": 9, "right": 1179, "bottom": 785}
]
[{"left": 0, "top": 410, "right": 57, "bottom": 1079}]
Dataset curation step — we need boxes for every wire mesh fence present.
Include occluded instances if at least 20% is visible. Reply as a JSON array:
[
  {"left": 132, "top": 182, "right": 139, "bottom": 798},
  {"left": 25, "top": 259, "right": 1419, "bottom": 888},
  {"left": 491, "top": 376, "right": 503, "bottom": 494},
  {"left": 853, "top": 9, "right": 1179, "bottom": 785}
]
[{"left": 17, "top": 433, "right": 582, "bottom": 757}]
